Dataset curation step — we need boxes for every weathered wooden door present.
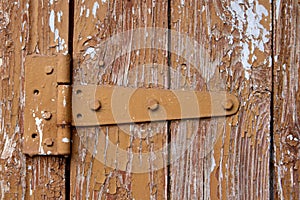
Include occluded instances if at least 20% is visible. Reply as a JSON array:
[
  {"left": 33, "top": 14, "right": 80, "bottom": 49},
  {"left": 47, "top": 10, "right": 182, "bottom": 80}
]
[{"left": 0, "top": 0, "right": 299, "bottom": 199}]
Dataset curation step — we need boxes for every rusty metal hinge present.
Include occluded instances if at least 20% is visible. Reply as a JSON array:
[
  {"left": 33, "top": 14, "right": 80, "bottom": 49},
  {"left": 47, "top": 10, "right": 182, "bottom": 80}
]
[
  {"left": 23, "top": 55, "right": 239, "bottom": 156},
  {"left": 72, "top": 85, "right": 239, "bottom": 126},
  {"left": 23, "top": 55, "right": 71, "bottom": 156}
]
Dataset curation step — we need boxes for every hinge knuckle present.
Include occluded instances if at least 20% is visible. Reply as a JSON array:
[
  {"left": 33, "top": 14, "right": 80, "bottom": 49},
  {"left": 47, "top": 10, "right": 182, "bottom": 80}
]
[
  {"left": 57, "top": 54, "right": 71, "bottom": 84},
  {"left": 57, "top": 85, "right": 72, "bottom": 125},
  {"left": 56, "top": 126, "right": 71, "bottom": 155}
]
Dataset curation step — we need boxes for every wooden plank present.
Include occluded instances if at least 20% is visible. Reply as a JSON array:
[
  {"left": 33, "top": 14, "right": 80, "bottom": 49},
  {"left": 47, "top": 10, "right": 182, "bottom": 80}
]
[
  {"left": 273, "top": 0, "right": 300, "bottom": 199},
  {"left": 170, "top": 0, "right": 272, "bottom": 199},
  {"left": 0, "top": 0, "right": 69, "bottom": 199},
  {"left": 71, "top": 0, "right": 168, "bottom": 199}
]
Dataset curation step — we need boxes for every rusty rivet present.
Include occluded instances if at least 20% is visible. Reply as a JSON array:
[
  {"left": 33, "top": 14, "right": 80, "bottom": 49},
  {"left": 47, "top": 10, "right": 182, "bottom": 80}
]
[
  {"left": 42, "top": 111, "right": 52, "bottom": 120},
  {"left": 222, "top": 99, "right": 234, "bottom": 110},
  {"left": 148, "top": 99, "right": 159, "bottom": 111},
  {"left": 89, "top": 100, "right": 101, "bottom": 111},
  {"left": 44, "top": 138, "right": 54, "bottom": 147},
  {"left": 45, "top": 65, "right": 54, "bottom": 74}
]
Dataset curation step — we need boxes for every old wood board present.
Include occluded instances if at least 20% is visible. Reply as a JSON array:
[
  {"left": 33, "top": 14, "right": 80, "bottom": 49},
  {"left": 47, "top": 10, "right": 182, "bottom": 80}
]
[{"left": 0, "top": 0, "right": 299, "bottom": 199}]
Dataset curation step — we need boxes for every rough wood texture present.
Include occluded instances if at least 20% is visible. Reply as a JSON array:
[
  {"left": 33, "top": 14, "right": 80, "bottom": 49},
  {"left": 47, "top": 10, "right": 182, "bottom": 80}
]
[
  {"left": 273, "top": 0, "right": 300, "bottom": 199},
  {"left": 170, "top": 0, "right": 272, "bottom": 199},
  {"left": 71, "top": 0, "right": 168, "bottom": 199},
  {"left": 1, "top": 0, "right": 299, "bottom": 199},
  {"left": 0, "top": 0, "right": 69, "bottom": 199}
]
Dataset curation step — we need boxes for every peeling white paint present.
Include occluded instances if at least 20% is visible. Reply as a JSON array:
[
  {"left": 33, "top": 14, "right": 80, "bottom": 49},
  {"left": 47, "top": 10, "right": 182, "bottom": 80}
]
[
  {"left": 287, "top": 134, "right": 299, "bottom": 142},
  {"left": 54, "top": 28, "right": 59, "bottom": 41},
  {"left": 92, "top": 2, "right": 99, "bottom": 18},
  {"left": 1, "top": 125, "right": 18, "bottom": 160},
  {"left": 35, "top": 117, "right": 45, "bottom": 154},
  {"left": 0, "top": 11, "right": 9, "bottom": 29},
  {"left": 29, "top": 181, "right": 32, "bottom": 196},
  {"left": 84, "top": 47, "right": 96, "bottom": 59},
  {"left": 57, "top": 11, "right": 63, "bottom": 23},
  {"left": 180, "top": 0, "right": 185, "bottom": 6},
  {"left": 86, "top": 8, "right": 90, "bottom": 18},
  {"left": 80, "top": 5, "right": 87, "bottom": 17},
  {"left": 80, "top": 6, "right": 84, "bottom": 16},
  {"left": 1, "top": 136, "right": 15, "bottom": 160},
  {"left": 276, "top": 0, "right": 281, "bottom": 19},
  {"left": 227, "top": 1, "right": 270, "bottom": 80},
  {"left": 49, "top": 10, "right": 67, "bottom": 52},
  {"left": 49, "top": 10, "right": 55, "bottom": 32},
  {"left": 0, "top": 58, "right": 3, "bottom": 67},
  {"left": 62, "top": 137, "right": 70, "bottom": 143},
  {"left": 0, "top": 180, "right": 10, "bottom": 200},
  {"left": 228, "top": 35, "right": 234, "bottom": 44},
  {"left": 210, "top": 151, "right": 216, "bottom": 173},
  {"left": 54, "top": 28, "right": 66, "bottom": 51}
]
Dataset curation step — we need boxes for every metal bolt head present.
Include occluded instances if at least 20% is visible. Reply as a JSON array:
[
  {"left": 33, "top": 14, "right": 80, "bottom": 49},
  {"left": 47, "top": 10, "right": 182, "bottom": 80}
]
[
  {"left": 44, "top": 138, "right": 54, "bottom": 147},
  {"left": 222, "top": 99, "right": 234, "bottom": 110},
  {"left": 45, "top": 66, "right": 54, "bottom": 74},
  {"left": 42, "top": 111, "right": 52, "bottom": 120},
  {"left": 148, "top": 99, "right": 159, "bottom": 111},
  {"left": 89, "top": 100, "right": 101, "bottom": 111}
]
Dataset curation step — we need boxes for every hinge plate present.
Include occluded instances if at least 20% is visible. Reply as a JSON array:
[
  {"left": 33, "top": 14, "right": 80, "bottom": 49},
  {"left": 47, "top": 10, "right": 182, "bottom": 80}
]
[
  {"left": 72, "top": 85, "right": 239, "bottom": 126},
  {"left": 23, "top": 55, "right": 71, "bottom": 156},
  {"left": 23, "top": 55, "right": 239, "bottom": 156}
]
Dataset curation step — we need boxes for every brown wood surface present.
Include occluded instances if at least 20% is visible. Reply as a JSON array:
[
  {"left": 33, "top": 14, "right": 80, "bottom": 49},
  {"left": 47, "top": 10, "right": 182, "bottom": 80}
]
[
  {"left": 0, "top": 0, "right": 69, "bottom": 199},
  {"left": 169, "top": 0, "right": 272, "bottom": 199},
  {"left": 273, "top": 0, "right": 300, "bottom": 199},
  {"left": 0, "top": 0, "right": 298, "bottom": 199},
  {"left": 71, "top": 0, "right": 168, "bottom": 199}
]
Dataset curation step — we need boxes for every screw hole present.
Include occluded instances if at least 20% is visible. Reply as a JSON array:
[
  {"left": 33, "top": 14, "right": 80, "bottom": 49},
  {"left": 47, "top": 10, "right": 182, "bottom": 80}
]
[
  {"left": 77, "top": 113, "right": 82, "bottom": 119},
  {"left": 32, "top": 133, "right": 38, "bottom": 138},
  {"left": 76, "top": 90, "right": 82, "bottom": 95},
  {"left": 33, "top": 90, "right": 39, "bottom": 95}
]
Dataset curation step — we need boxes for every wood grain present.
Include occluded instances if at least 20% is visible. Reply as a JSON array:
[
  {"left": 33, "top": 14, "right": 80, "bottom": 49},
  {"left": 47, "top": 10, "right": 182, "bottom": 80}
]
[
  {"left": 0, "top": 0, "right": 298, "bottom": 199},
  {"left": 0, "top": 0, "right": 69, "bottom": 199},
  {"left": 71, "top": 0, "right": 168, "bottom": 199},
  {"left": 170, "top": 0, "right": 272, "bottom": 199},
  {"left": 273, "top": 0, "right": 300, "bottom": 199}
]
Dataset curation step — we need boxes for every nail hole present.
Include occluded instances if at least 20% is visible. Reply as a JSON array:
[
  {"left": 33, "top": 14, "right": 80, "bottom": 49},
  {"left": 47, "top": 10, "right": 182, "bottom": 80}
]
[
  {"left": 33, "top": 90, "right": 39, "bottom": 95},
  {"left": 76, "top": 90, "right": 82, "bottom": 95},
  {"left": 77, "top": 113, "right": 82, "bottom": 119},
  {"left": 32, "top": 133, "right": 38, "bottom": 138}
]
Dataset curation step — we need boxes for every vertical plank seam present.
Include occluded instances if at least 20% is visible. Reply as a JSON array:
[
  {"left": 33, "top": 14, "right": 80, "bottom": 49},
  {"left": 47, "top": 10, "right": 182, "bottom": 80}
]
[
  {"left": 66, "top": 0, "right": 75, "bottom": 199},
  {"left": 270, "top": 0, "right": 275, "bottom": 199},
  {"left": 167, "top": 0, "right": 172, "bottom": 199}
]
